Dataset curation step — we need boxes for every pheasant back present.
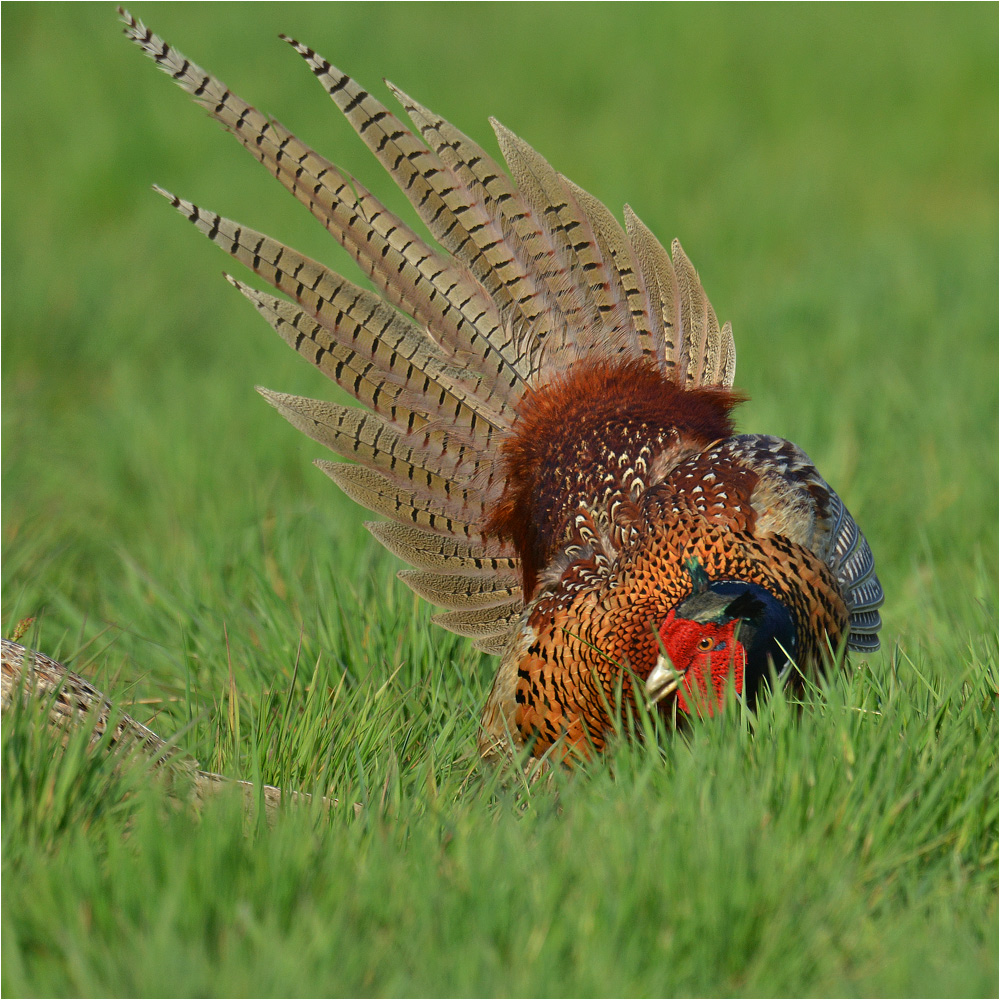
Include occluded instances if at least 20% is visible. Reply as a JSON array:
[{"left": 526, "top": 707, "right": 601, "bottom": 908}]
[{"left": 123, "top": 11, "right": 883, "bottom": 761}]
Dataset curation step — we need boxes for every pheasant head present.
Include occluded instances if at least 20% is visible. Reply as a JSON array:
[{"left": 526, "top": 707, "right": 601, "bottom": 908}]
[{"left": 647, "top": 561, "right": 798, "bottom": 717}]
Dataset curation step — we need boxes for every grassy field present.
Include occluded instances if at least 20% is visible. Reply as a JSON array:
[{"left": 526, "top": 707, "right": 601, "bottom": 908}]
[{"left": 2, "top": 3, "right": 997, "bottom": 996}]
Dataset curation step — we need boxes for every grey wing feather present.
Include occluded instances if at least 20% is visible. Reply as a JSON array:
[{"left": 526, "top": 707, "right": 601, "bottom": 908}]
[
  {"left": 431, "top": 603, "right": 525, "bottom": 640},
  {"left": 727, "top": 434, "right": 884, "bottom": 651},
  {"left": 397, "top": 571, "right": 520, "bottom": 611}
]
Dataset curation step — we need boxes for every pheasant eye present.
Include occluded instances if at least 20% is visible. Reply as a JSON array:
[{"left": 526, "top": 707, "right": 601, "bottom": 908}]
[{"left": 697, "top": 636, "right": 714, "bottom": 651}]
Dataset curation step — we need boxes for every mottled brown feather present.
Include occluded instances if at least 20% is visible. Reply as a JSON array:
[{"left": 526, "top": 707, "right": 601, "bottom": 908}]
[{"left": 485, "top": 356, "right": 744, "bottom": 598}]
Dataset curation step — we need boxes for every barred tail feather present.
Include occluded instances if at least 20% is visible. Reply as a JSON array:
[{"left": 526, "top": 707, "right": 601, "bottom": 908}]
[{"left": 122, "top": 9, "right": 737, "bottom": 650}]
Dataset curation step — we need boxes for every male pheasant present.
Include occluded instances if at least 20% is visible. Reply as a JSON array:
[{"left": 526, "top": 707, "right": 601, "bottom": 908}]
[{"left": 123, "top": 12, "right": 883, "bottom": 762}]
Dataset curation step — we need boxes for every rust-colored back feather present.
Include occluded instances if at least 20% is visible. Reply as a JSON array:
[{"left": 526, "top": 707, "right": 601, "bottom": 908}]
[{"left": 485, "top": 357, "right": 744, "bottom": 599}]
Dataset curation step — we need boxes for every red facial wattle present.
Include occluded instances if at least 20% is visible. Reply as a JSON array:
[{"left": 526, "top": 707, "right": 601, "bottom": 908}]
[{"left": 657, "top": 610, "right": 747, "bottom": 717}]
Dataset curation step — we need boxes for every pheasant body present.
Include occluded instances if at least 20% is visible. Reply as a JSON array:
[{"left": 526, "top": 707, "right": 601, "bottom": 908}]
[{"left": 123, "top": 11, "right": 883, "bottom": 761}]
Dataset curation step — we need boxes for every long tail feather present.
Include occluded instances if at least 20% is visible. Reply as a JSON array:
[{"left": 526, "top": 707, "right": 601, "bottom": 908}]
[{"left": 122, "top": 9, "right": 737, "bottom": 652}]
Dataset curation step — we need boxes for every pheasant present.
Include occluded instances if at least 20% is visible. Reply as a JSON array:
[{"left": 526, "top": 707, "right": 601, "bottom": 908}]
[{"left": 122, "top": 11, "right": 883, "bottom": 762}]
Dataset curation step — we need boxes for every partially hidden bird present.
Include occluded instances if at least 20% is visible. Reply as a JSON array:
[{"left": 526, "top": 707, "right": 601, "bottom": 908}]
[{"left": 122, "top": 11, "right": 883, "bottom": 763}]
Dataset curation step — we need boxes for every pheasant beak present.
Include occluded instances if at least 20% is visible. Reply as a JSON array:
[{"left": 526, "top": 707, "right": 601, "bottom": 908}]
[{"left": 645, "top": 653, "right": 683, "bottom": 705}]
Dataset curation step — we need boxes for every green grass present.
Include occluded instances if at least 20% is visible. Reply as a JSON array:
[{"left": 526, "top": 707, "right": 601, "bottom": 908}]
[{"left": 2, "top": 3, "right": 996, "bottom": 996}]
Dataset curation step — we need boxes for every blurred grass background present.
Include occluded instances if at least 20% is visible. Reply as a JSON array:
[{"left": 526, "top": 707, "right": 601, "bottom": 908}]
[{"left": 2, "top": 3, "right": 996, "bottom": 996}]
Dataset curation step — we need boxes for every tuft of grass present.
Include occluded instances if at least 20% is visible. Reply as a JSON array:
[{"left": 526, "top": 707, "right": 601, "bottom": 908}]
[
  {"left": 3, "top": 634, "right": 995, "bottom": 997},
  {"left": 3, "top": 4, "right": 996, "bottom": 997}
]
